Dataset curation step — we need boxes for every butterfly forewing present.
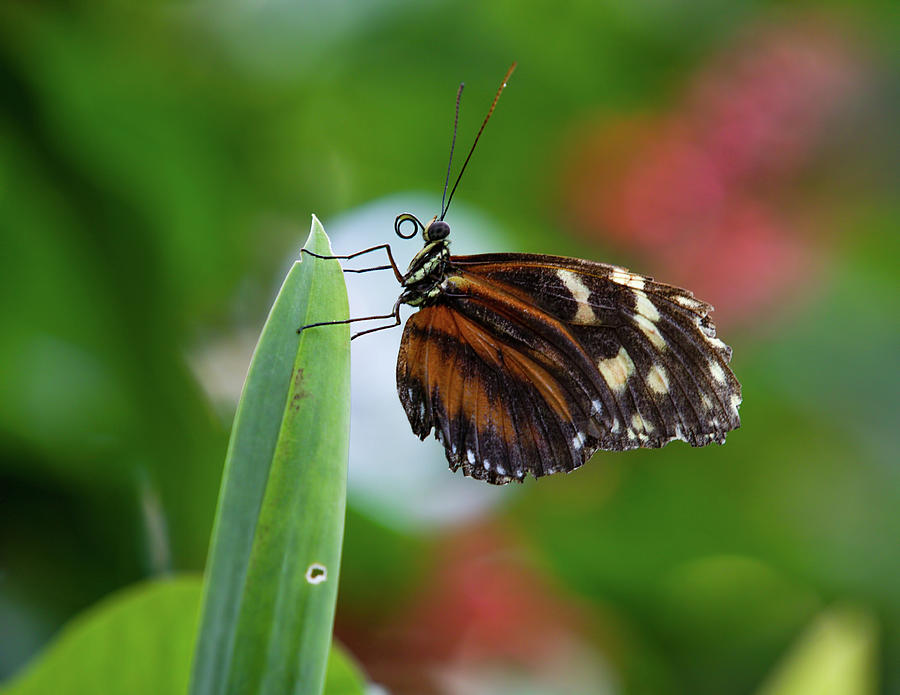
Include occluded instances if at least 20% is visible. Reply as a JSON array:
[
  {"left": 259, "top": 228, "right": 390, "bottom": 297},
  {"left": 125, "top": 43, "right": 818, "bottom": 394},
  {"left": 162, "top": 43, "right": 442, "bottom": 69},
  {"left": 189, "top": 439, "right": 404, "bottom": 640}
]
[
  {"left": 452, "top": 254, "right": 741, "bottom": 439},
  {"left": 396, "top": 253, "right": 741, "bottom": 483}
]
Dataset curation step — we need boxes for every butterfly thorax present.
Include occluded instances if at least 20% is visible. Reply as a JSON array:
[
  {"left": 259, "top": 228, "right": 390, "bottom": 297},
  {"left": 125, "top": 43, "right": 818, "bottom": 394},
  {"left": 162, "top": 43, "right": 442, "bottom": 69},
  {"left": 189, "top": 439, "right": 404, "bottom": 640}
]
[{"left": 399, "top": 219, "right": 452, "bottom": 307}]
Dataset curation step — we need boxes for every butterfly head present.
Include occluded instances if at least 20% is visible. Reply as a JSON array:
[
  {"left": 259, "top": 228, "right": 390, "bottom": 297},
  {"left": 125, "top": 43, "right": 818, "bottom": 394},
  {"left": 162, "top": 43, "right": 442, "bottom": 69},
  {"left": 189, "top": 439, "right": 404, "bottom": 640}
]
[
  {"left": 424, "top": 218, "right": 450, "bottom": 242},
  {"left": 395, "top": 213, "right": 451, "bottom": 244},
  {"left": 391, "top": 212, "right": 452, "bottom": 306}
]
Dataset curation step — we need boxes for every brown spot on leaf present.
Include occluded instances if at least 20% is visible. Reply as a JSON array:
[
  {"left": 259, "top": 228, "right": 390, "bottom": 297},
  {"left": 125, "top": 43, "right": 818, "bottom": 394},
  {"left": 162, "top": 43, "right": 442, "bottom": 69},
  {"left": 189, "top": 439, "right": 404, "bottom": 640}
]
[{"left": 290, "top": 367, "right": 309, "bottom": 411}]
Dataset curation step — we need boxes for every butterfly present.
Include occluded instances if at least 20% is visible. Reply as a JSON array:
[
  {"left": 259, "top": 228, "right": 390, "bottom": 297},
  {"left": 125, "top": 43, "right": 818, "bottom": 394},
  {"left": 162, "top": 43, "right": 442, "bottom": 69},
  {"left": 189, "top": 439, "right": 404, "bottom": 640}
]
[{"left": 303, "top": 63, "right": 741, "bottom": 485}]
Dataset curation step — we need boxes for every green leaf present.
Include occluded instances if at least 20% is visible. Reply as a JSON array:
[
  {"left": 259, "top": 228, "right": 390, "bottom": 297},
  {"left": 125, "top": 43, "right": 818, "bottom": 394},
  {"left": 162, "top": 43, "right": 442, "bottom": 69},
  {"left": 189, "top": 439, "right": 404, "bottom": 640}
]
[
  {"left": 0, "top": 577, "right": 201, "bottom": 695},
  {"left": 190, "top": 216, "right": 353, "bottom": 695},
  {"left": 755, "top": 604, "right": 879, "bottom": 695},
  {"left": 0, "top": 577, "right": 365, "bottom": 695},
  {"left": 323, "top": 650, "right": 368, "bottom": 695}
]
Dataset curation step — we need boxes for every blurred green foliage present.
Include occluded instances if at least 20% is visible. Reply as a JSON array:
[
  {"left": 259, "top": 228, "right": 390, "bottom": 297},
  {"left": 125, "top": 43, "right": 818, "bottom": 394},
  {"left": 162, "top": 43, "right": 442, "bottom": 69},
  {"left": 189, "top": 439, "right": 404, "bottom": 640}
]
[
  {"left": 0, "top": 576, "right": 365, "bottom": 695},
  {"left": 0, "top": 0, "right": 896, "bottom": 693}
]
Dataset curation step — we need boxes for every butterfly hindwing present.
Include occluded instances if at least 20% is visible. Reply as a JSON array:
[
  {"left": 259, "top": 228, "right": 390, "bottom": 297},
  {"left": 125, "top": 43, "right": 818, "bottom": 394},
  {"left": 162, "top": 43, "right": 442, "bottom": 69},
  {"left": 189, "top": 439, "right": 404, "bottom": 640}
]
[
  {"left": 398, "top": 303, "right": 602, "bottom": 483},
  {"left": 396, "top": 253, "right": 742, "bottom": 484}
]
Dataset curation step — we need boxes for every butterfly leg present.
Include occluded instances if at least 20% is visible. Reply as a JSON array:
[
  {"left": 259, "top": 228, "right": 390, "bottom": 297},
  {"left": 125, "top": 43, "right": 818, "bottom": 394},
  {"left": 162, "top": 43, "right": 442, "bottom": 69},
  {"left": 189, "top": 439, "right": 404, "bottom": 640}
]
[
  {"left": 301, "top": 244, "right": 403, "bottom": 283},
  {"left": 298, "top": 299, "right": 403, "bottom": 341},
  {"left": 349, "top": 299, "right": 403, "bottom": 340}
]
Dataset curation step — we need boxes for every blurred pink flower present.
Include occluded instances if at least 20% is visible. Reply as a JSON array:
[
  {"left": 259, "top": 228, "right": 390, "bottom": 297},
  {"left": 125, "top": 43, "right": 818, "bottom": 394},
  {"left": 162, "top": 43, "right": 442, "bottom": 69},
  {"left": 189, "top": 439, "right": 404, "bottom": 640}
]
[
  {"left": 337, "top": 523, "right": 599, "bottom": 694},
  {"left": 564, "top": 18, "right": 862, "bottom": 324},
  {"left": 409, "top": 524, "right": 585, "bottom": 664},
  {"left": 691, "top": 23, "right": 858, "bottom": 186}
]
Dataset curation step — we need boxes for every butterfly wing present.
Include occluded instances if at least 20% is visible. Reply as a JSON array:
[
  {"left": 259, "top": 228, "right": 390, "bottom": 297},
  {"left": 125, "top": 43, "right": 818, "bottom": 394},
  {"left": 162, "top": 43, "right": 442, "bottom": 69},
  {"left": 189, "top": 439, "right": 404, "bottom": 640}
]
[
  {"left": 453, "top": 253, "right": 742, "bottom": 439},
  {"left": 398, "top": 302, "right": 602, "bottom": 484},
  {"left": 396, "top": 253, "right": 741, "bottom": 484}
]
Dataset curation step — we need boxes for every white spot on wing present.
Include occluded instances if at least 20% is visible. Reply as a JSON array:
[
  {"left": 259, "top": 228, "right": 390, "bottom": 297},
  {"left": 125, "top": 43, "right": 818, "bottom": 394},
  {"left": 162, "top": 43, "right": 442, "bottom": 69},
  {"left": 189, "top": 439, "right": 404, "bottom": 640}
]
[
  {"left": 591, "top": 399, "right": 603, "bottom": 415},
  {"left": 708, "top": 336, "right": 728, "bottom": 350},
  {"left": 634, "top": 291, "right": 660, "bottom": 322},
  {"left": 673, "top": 294, "right": 703, "bottom": 311},
  {"left": 634, "top": 314, "right": 667, "bottom": 350},
  {"left": 708, "top": 359, "right": 727, "bottom": 384},
  {"left": 610, "top": 269, "right": 645, "bottom": 290},
  {"left": 572, "top": 431, "right": 586, "bottom": 450},
  {"left": 466, "top": 449, "right": 476, "bottom": 464},
  {"left": 647, "top": 364, "right": 670, "bottom": 395},
  {"left": 556, "top": 269, "right": 597, "bottom": 324},
  {"left": 597, "top": 347, "right": 636, "bottom": 394},
  {"left": 631, "top": 413, "right": 654, "bottom": 434},
  {"left": 483, "top": 459, "right": 490, "bottom": 470}
]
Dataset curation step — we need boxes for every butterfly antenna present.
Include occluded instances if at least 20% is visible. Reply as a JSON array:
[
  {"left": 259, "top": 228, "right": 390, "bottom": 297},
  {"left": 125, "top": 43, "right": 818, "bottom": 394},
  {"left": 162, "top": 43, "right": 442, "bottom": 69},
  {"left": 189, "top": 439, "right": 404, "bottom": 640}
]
[
  {"left": 440, "top": 83, "right": 465, "bottom": 219},
  {"left": 440, "top": 61, "right": 517, "bottom": 220}
]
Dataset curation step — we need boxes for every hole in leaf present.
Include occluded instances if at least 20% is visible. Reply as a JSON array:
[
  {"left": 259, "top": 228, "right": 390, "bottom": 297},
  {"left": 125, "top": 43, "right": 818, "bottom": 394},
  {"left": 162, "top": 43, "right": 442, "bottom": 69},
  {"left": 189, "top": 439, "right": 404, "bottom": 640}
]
[{"left": 306, "top": 563, "right": 327, "bottom": 584}]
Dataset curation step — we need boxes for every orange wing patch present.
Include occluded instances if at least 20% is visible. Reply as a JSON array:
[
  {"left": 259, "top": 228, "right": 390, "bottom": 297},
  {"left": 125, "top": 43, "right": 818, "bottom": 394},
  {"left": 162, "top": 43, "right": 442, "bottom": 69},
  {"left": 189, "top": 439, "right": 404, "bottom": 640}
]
[{"left": 397, "top": 304, "right": 587, "bottom": 483}]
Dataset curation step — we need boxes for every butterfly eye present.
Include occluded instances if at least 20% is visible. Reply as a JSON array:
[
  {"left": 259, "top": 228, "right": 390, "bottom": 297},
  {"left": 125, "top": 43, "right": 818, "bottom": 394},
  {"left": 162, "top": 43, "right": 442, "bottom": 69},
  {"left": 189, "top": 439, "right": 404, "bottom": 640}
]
[{"left": 425, "top": 220, "right": 450, "bottom": 241}]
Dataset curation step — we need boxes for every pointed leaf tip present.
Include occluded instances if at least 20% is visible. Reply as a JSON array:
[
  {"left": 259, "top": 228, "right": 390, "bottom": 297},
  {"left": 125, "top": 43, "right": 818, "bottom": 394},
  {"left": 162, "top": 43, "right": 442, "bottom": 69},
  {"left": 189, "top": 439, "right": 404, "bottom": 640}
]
[{"left": 304, "top": 214, "right": 334, "bottom": 258}]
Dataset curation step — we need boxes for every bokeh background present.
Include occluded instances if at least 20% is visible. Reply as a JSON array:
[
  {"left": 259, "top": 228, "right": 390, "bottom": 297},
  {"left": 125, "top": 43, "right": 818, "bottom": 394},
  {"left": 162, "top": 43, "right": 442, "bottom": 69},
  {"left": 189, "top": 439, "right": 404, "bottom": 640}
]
[{"left": 1, "top": 0, "right": 897, "bottom": 693}]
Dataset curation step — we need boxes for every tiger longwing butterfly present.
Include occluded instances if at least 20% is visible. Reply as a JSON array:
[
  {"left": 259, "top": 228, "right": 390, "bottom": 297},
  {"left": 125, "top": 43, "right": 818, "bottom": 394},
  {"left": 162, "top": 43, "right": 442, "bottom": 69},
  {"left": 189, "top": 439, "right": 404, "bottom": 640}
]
[{"left": 303, "top": 63, "right": 741, "bottom": 485}]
